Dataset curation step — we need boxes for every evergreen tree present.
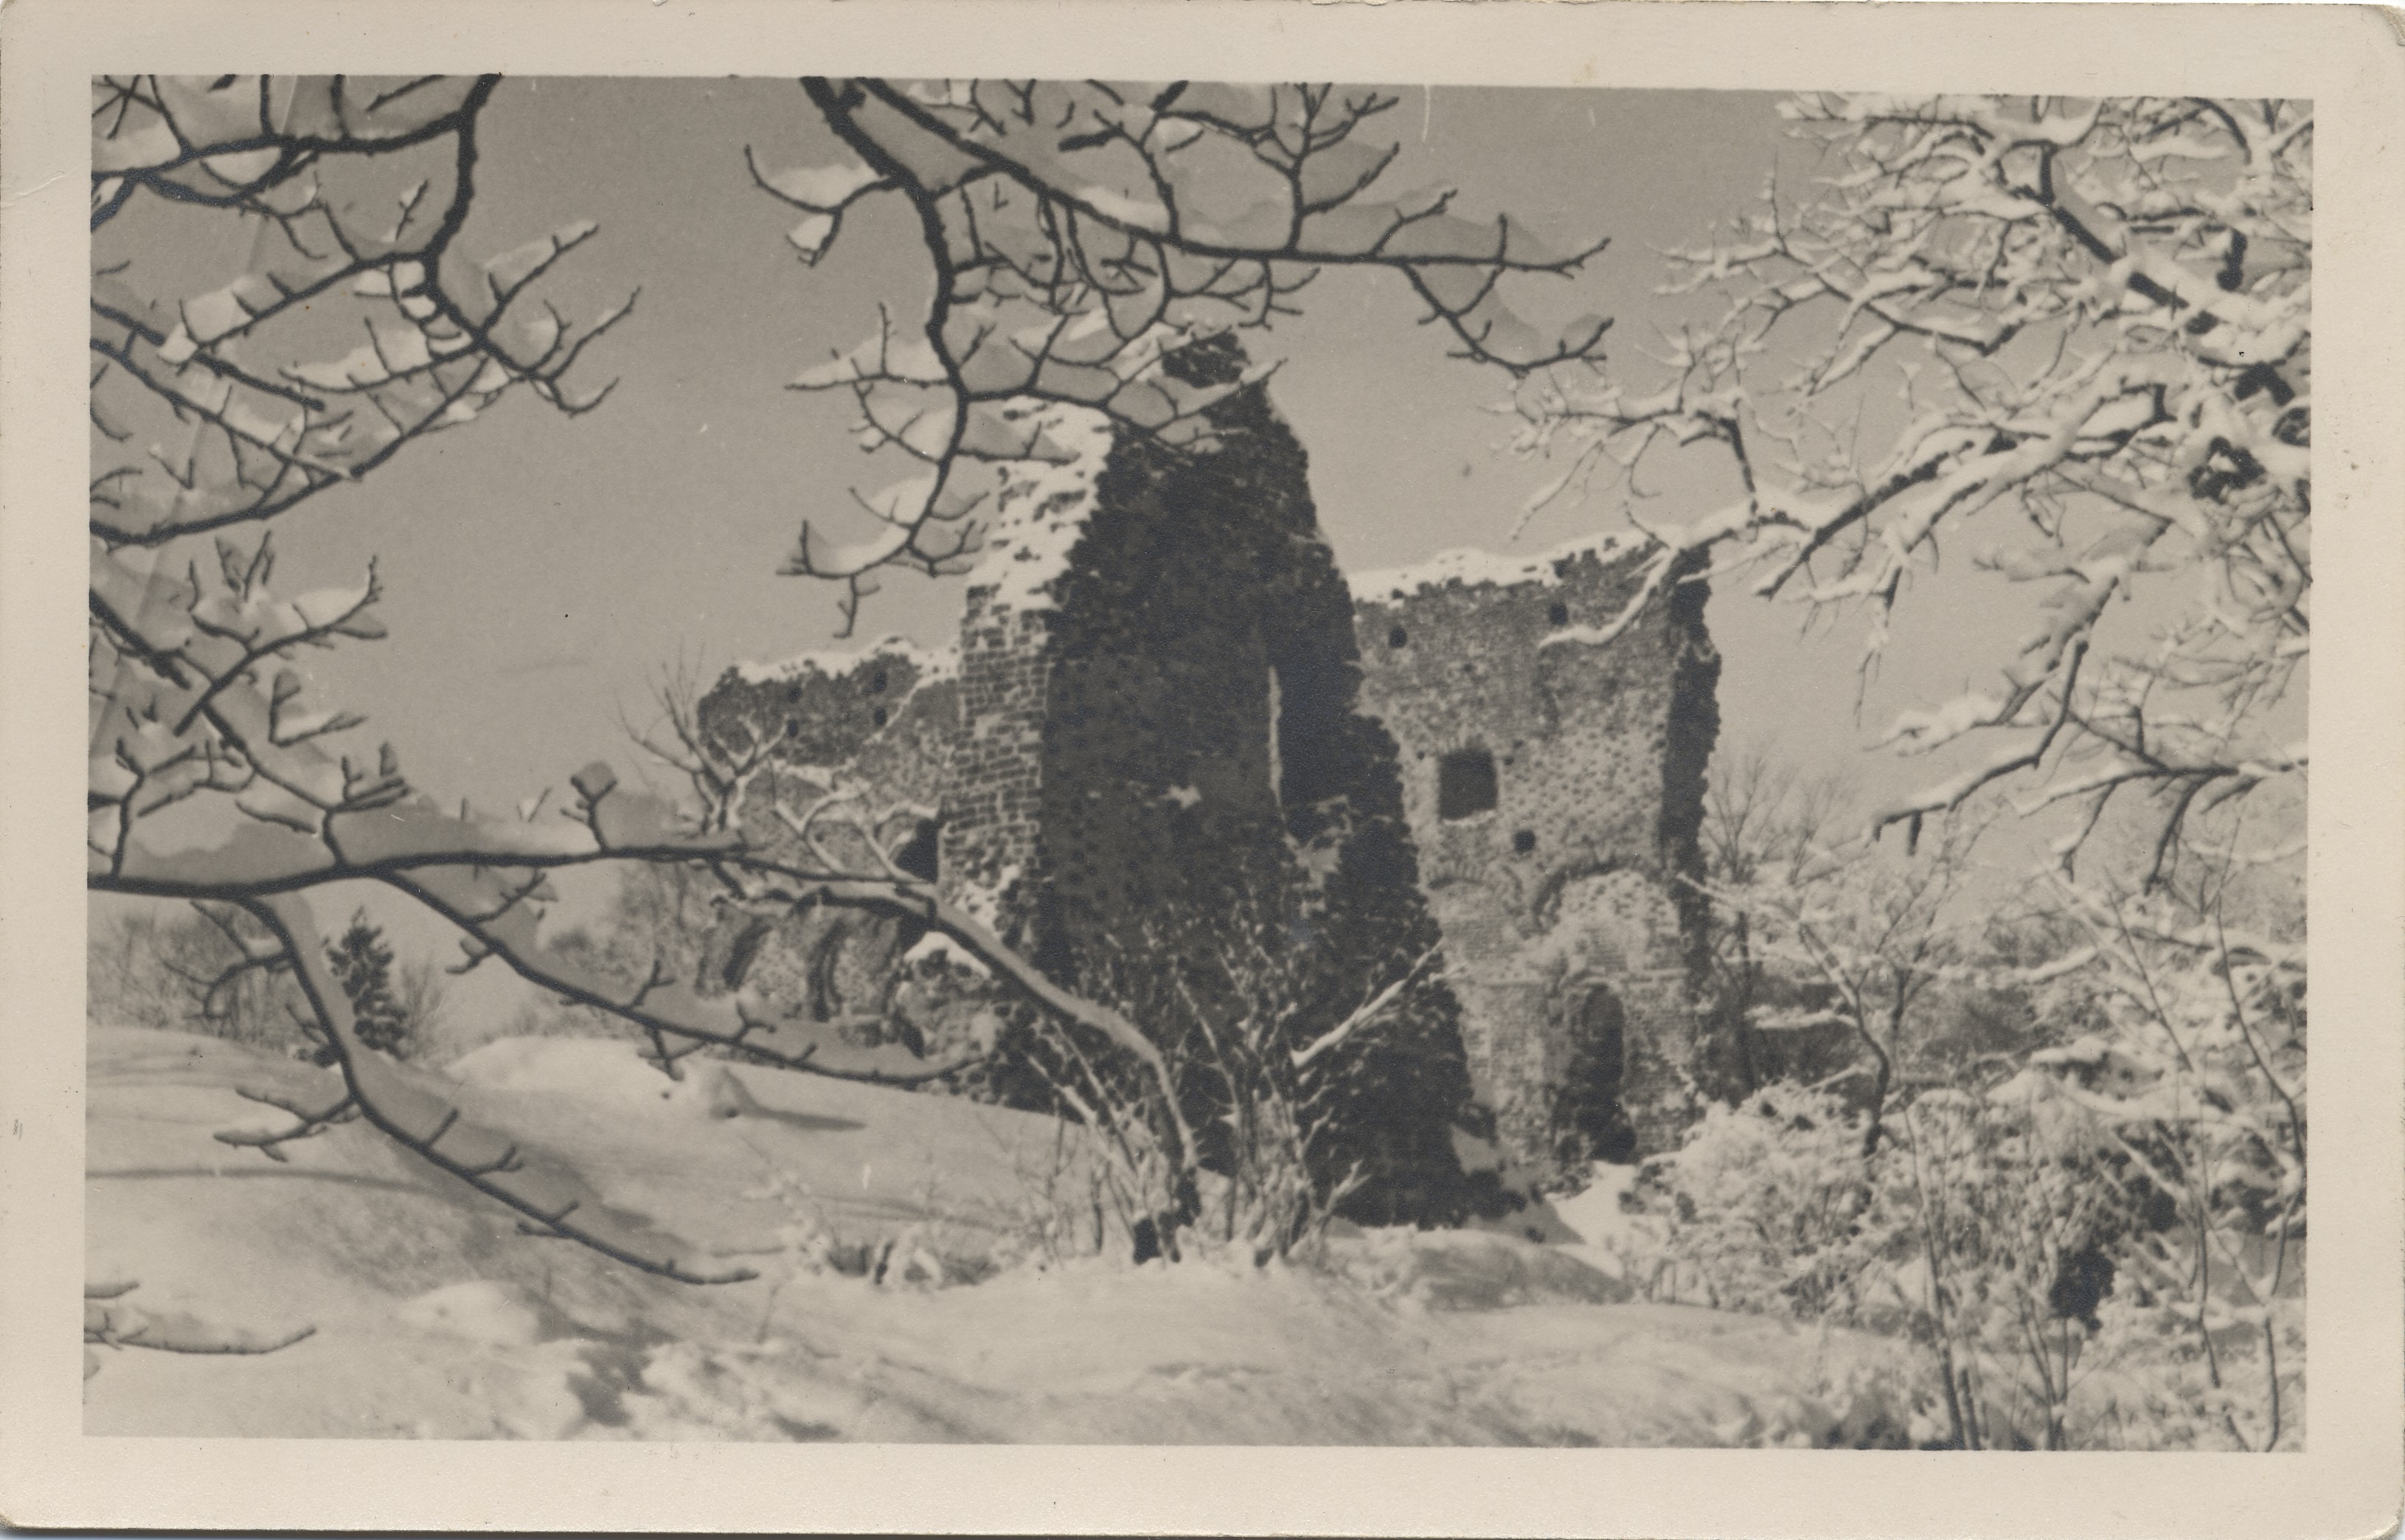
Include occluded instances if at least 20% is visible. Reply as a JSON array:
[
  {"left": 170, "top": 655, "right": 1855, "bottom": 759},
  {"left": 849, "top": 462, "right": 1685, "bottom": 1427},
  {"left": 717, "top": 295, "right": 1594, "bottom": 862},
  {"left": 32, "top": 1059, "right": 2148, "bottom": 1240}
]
[{"left": 317, "top": 912, "right": 412, "bottom": 1063}]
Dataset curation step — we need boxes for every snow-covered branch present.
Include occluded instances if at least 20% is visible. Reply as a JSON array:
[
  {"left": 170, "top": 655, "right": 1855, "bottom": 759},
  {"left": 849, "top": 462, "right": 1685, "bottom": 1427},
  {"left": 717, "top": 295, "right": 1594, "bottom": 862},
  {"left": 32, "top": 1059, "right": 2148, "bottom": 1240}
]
[
  {"left": 771, "top": 78, "right": 1614, "bottom": 630},
  {"left": 1514, "top": 95, "right": 2308, "bottom": 870},
  {"left": 86, "top": 77, "right": 1225, "bottom": 1285},
  {"left": 84, "top": 1280, "right": 316, "bottom": 1373},
  {"left": 90, "top": 75, "right": 631, "bottom": 549}
]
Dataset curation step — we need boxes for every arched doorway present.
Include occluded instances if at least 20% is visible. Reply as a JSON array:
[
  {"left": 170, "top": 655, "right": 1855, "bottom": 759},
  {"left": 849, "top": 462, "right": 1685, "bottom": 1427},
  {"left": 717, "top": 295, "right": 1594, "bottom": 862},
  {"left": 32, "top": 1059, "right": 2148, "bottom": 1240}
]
[{"left": 1556, "top": 984, "right": 1637, "bottom": 1165}]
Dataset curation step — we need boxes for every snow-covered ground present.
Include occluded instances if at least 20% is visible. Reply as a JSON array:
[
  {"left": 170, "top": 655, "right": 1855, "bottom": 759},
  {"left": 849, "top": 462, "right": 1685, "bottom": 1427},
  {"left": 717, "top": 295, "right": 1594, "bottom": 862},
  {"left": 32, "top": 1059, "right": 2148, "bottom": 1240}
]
[{"left": 84, "top": 1026, "right": 1924, "bottom": 1444}]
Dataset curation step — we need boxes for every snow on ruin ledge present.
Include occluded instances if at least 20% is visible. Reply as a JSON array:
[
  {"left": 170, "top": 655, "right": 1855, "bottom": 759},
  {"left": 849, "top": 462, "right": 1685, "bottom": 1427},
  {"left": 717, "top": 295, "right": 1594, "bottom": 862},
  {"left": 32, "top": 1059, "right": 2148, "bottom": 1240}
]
[
  {"left": 962, "top": 403, "right": 1117, "bottom": 616},
  {"left": 729, "top": 635, "right": 959, "bottom": 689},
  {"left": 1347, "top": 527, "right": 1648, "bottom": 605}
]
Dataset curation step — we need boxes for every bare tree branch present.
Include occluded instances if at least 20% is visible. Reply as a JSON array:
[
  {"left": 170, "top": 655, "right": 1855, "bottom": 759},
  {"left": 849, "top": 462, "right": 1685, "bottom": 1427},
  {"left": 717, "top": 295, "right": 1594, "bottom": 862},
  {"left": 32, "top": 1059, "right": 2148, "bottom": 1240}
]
[
  {"left": 1513, "top": 95, "right": 2308, "bottom": 870},
  {"left": 768, "top": 77, "right": 1614, "bottom": 631}
]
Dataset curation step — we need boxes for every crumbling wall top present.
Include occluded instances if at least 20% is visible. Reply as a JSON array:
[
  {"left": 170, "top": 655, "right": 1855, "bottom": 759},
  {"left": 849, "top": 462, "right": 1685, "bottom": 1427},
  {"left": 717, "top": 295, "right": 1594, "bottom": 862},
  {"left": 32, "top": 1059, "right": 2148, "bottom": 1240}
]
[
  {"left": 1347, "top": 528, "right": 1649, "bottom": 606},
  {"left": 726, "top": 635, "right": 957, "bottom": 690},
  {"left": 960, "top": 403, "right": 1117, "bottom": 617}
]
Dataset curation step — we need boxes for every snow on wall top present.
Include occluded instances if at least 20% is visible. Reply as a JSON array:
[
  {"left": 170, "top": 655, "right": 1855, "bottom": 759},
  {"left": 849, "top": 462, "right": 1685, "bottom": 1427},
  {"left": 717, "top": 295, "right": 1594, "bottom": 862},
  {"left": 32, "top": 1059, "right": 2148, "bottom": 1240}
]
[
  {"left": 729, "top": 635, "right": 959, "bottom": 688},
  {"left": 1346, "top": 528, "right": 1648, "bottom": 606},
  {"left": 963, "top": 403, "right": 1117, "bottom": 615}
]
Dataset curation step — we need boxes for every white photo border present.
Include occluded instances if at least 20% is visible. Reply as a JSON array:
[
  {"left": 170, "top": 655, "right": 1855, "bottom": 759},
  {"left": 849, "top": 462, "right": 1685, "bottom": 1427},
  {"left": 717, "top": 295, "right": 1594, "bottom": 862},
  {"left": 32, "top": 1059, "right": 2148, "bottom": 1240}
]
[{"left": 4, "top": 2, "right": 2398, "bottom": 1534}]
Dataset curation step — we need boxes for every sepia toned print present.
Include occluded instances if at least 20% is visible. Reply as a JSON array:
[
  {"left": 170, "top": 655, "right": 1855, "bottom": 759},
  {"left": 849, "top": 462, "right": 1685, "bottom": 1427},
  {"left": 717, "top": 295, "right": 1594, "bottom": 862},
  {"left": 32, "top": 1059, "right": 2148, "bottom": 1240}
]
[{"left": 83, "top": 73, "right": 2307, "bottom": 1454}]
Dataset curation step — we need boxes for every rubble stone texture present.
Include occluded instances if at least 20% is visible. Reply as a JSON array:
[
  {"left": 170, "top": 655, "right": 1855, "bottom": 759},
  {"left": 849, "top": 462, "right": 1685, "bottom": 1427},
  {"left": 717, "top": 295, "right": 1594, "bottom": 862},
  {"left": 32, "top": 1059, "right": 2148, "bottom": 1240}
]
[
  {"left": 693, "top": 643, "right": 955, "bottom": 1049},
  {"left": 696, "top": 339, "right": 1721, "bottom": 1197},
  {"left": 1350, "top": 538, "right": 1722, "bottom": 1168}
]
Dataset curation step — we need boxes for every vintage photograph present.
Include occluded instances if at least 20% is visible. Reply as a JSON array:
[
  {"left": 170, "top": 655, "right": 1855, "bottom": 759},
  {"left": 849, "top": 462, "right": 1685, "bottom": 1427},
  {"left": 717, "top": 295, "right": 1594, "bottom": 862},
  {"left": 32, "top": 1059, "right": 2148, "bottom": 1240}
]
[{"left": 80, "top": 72, "right": 2309, "bottom": 1454}]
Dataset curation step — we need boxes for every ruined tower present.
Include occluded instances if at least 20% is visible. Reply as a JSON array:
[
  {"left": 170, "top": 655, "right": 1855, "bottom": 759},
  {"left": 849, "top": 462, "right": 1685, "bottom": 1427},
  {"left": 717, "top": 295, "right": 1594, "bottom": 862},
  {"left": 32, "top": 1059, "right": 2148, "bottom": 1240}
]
[
  {"left": 938, "top": 338, "right": 1489, "bottom": 1221},
  {"left": 1348, "top": 536, "right": 1721, "bottom": 1176}
]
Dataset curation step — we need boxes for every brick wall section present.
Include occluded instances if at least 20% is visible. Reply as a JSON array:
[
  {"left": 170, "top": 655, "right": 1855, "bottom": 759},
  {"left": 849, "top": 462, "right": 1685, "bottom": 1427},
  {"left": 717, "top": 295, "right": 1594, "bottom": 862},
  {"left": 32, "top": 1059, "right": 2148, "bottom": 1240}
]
[
  {"left": 1350, "top": 540, "right": 1722, "bottom": 1176},
  {"left": 944, "top": 605, "right": 1055, "bottom": 939}
]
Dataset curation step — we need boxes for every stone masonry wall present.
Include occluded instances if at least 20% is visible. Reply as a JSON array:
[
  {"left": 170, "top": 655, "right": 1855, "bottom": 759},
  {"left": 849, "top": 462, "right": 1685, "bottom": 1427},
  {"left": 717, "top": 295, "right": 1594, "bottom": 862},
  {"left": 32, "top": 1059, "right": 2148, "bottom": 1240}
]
[
  {"left": 1350, "top": 538, "right": 1721, "bottom": 1177},
  {"left": 945, "top": 605, "right": 1054, "bottom": 939},
  {"left": 692, "top": 642, "right": 955, "bottom": 1036},
  {"left": 940, "top": 339, "right": 1487, "bottom": 1223}
]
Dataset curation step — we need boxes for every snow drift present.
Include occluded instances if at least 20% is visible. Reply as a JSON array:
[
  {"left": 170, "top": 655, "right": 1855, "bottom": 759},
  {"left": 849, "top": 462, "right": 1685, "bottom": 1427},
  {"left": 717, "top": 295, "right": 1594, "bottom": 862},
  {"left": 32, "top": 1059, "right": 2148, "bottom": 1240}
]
[{"left": 85, "top": 1026, "right": 1922, "bottom": 1444}]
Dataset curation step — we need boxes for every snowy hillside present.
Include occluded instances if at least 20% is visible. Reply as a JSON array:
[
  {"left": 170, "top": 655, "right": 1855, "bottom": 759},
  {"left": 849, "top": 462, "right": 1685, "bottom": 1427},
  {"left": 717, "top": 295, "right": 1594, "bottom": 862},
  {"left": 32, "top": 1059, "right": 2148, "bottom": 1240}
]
[{"left": 85, "top": 1027, "right": 1923, "bottom": 1445}]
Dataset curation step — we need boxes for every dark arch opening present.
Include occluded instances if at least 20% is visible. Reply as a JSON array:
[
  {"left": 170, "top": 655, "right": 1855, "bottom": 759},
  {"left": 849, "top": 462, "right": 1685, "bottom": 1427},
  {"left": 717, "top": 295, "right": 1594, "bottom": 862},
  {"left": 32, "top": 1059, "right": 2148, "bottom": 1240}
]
[
  {"left": 1387, "top": 625, "right": 1409, "bottom": 649},
  {"left": 894, "top": 818, "right": 940, "bottom": 881},
  {"left": 1559, "top": 986, "right": 1637, "bottom": 1165},
  {"left": 1547, "top": 600, "right": 1571, "bottom": 628},
  {"left": 889, "top": 817, "right": 943, "bottom": 961},
  {"left": 1437, "top": 748, "right": 1498, "bottom": 821}
]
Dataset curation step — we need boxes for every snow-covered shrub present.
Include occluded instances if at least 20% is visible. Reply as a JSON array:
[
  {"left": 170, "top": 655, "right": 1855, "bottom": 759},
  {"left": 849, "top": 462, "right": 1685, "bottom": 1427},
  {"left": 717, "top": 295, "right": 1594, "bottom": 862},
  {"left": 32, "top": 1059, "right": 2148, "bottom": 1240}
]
[
  {"left": 1001, "top": 914, "right": 1467, "bottom": 1267},
  {"left": 1628, "top": 1019, "right": 2301, "bottom": 1449},
  {"left": 1881, "top": 1033, "right": 2301, "bottom": 1453},
  {"left": 1982, "top": 873, "right": 2308, "bottom": 1451},
  {"left": 1618, "top": 1068, "right": 2272, "bottom": 1448},
  {"left": 486, "top": 864, "right": 719, "bottom": 1055},
  {"left": 1882, "top": 1089, "right": 2134, "bottom": 1449},
  {"left": 1799, "top": 1337, "right": 1951, "bottom": 1449},
  {"left": 1623, "top": 1082, "right": 1904, "bottom": 1324},
  {"left": 89, "top": 903, "right": 308, "bottom": 1052},
  {"left": 91, "top": 901, "right": 442, "bottom": 1064},
  {"left": 2074, "top": 1288, "right": 2305, "bottom": 1451}
]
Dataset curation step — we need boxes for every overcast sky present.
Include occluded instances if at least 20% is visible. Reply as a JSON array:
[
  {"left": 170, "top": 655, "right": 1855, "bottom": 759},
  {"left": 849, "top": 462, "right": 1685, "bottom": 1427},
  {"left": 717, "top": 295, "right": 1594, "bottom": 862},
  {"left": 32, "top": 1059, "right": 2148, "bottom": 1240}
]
[{"left": 131, "top": 77, "right": 2040, "bottom": 830}]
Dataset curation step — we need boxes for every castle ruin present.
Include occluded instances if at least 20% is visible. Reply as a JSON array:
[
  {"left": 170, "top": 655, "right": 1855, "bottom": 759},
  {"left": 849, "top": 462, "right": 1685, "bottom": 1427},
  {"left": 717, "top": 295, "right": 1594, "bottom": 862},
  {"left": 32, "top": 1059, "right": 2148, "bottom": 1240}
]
[
  {"left": 695, "top": 342, "right": 1721, "bottom": 1195},
  {"left": 1349, "top": 540, "right": 1720, "bottom": 1166}
]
